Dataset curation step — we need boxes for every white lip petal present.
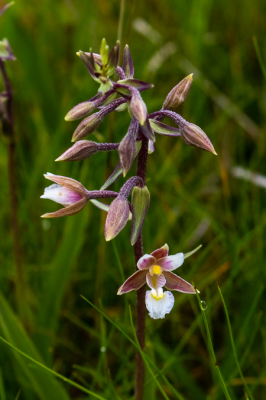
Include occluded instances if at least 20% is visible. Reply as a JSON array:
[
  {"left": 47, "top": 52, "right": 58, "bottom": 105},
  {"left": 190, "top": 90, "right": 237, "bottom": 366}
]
[{"left": 145, "top": 290, "right": 175, "bottom": 319}]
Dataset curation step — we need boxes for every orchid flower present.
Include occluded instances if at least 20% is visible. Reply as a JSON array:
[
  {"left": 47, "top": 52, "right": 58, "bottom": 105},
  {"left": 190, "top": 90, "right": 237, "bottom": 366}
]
[
  {"left": 118, "top": 244, "right": 198, "bottom": 319},
  {"left": 40, "top": 173, "right": 88, "bottom": 218}
]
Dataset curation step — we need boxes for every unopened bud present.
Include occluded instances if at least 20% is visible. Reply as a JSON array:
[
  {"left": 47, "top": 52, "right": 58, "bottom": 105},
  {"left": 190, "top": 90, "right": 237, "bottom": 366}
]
[
  {"left": 65, "top": 101, "right": 95, "bottom": 121},
  {"left": 130, "top": 90, "right": 147, "bottom": 126},
  {"left": 105, "top": 198, "right": 130, "bottom": 241},
  {"left": 163, "top": 74, "right": 193, "bottom": 111},
  {"left": 131, "top": 186, "right": 150, "bottom": 245},
  {"left": 123, "top": 45, "right": 134, "bottom": 78},
  {"left": 118, "top": 134, "right": 137, "bottom": 177},
  {"left": 56, "top": 140, "right": 99, "bottom": 162},
  {"left": 181, "top": 123, "right": 217, "bottom": 155},
  {"left": 72, "top": 113, "right": 102, "bottom": 142}
]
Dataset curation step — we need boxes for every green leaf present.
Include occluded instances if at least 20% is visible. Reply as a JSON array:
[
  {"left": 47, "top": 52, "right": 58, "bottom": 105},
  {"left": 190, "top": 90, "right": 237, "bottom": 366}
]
[{"left": 149, "top": 119, "right": 181, "bottom": 136}]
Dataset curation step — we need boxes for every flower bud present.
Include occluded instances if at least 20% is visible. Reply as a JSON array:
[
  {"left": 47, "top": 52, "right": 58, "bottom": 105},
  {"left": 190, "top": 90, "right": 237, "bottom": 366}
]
[
  {"left": 105, "top": 198, "right": 130, "bottom": 241},
  {"left": 163, "top": 74, "right": 193, "bottom": 111},
  {"left": 118, "top": 133, "right": 137, "bottom": 177},
  {"left": 56, "top": 140, "right": 99, "bottom": 162},
  {"left": 130, "top": 90, "right": 147, "bottom": 126},
  {"left": 181, "top": 123, "right": 217, "bottom": 155},
  {"left": 65, "top": 101, "right": 96, "bottom": 121},
  {"left": 131, "top": 186, "right": 150, "bottom": 245},
  {"left": 71, "top": 113, "right": 103, "bottom": 142},
  {"left": 123, "top": 44, "right": 134, "bottom": 78}
]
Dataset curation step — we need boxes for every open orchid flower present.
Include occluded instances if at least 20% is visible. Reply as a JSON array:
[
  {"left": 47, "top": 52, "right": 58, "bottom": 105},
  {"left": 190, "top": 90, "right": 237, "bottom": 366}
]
[
  {"left": 40, "top": 173, "right": 88, "bottom": 218},
  {"left": 117, "top": 244, "right": 197, "bottom": 319}
]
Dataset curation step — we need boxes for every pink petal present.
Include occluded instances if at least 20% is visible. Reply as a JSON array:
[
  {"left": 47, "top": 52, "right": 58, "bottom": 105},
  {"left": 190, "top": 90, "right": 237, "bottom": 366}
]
[
  {"left": 156, "top": 253, "right": 184, "bottom": 271},
  {"left": 146, "top": 272, "right": 166, "bottom": 289},
  {"left": 164, "top": 271, "right": 195, "bottom": 293},
  {"left": 151, "top": 243, "right": 169, "bottom": 260},
  {"left": 41, "top": 184, "right": 83, "bottom": 206},
  {"left": 117, "top": 270, "right": 146, "bottom": 294},
  {"left": 145, "top": 290, "right": 175, "bottom": 319},
  {"left": 137, "top": 254, "right": 156, "bottom": 270}
]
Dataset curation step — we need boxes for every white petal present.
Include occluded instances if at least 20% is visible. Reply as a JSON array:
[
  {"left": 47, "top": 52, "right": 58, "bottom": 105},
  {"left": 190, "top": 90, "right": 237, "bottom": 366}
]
[
  {"left": 157, "top": 253, "right": 184, "bottom": 271},
  {"left": 145, "top": 290, "right": 175, "bottom": 319},
  {"left": 40, "top": 184, "right": 83, "bottom": 206}
]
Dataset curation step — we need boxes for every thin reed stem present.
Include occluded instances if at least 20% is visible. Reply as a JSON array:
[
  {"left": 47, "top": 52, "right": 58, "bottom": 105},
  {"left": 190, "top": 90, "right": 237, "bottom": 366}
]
[
  {"left": 134, "top": 135, "right": 148, "bottom": 400},
  {"left": 0, "top": 59, "right": 26, "bottom": 320}
]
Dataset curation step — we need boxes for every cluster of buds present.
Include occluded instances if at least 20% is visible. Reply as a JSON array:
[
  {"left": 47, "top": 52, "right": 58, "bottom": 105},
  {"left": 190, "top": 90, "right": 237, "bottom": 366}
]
[{"left": 41, "top": 39, "right": 216, "bottom": 318}]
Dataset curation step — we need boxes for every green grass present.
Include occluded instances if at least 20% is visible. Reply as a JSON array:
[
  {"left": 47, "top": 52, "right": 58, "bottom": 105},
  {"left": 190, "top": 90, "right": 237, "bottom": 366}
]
[{"left": 0, "top": 0, "right": 265, "bottom": 399}]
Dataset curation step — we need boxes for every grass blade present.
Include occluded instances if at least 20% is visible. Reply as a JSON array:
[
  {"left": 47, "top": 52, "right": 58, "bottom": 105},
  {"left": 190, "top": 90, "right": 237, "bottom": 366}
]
[
  {"left": 0, "top": 336, "right": 106, "bottom": 400},
  {"left": 193, "top": 285, "right": 232, "bottom": 400},
  {"left": 217, "top": 284, "right": 255, "bottom": 400}
]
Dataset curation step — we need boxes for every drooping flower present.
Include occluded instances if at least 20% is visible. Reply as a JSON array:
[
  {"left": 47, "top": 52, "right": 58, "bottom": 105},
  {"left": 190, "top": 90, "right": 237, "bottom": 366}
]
[
  {"left": 117, "top": 244, "right": 197, "bottom": 319},
  {"left": 40, "top": 173, "right": 88, "bottom": 218}
]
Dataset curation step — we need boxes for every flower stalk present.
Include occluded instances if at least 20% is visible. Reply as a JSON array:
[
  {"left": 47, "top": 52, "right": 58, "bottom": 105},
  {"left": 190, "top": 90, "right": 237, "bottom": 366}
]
[{"left": 134, "top": 135, "right": 148, "bottom": 400}]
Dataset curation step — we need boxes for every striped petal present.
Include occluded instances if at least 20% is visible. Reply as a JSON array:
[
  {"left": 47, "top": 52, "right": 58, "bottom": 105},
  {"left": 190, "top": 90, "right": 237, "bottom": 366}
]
[
  {"left": 146, "top": 272, "right": 166, "bottom": 289},
  {"left": 145, "top": 290, "right": 174, "bottom": 319},
  {"left": 156, "top": 253, "right": 184, "bottom": 271},
  {"left": 151, "top": 243, "right": 169, "bottom": 260},
  {"left": 164, "top": 271, "right": 195, "bottom": 293},
  {"left": 117, "top": 270, "right": 146, "bottom": 294},
  {"left": 137, "top": 254, "right": 156, "bottom": 270}
]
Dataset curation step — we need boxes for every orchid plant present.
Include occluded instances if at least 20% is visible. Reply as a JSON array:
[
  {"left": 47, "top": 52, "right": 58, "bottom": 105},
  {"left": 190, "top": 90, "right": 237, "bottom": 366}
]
[{"left": 41, "top": 39, "right": 216, "bottom": 400}]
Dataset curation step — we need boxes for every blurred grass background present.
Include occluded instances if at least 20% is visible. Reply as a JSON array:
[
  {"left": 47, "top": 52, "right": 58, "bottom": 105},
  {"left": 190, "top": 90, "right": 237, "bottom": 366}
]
[{"left": 0, "top": 0, "right": 265, "bottom": 399}]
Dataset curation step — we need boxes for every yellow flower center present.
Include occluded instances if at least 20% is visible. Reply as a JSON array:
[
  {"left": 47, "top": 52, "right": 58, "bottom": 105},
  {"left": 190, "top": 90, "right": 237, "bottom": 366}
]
[
  {"left": 151, "top": 288, "right": 164, "bottom": 300},
  {"left": 152, "top": 265, "right": 162, "bottom": 275}
]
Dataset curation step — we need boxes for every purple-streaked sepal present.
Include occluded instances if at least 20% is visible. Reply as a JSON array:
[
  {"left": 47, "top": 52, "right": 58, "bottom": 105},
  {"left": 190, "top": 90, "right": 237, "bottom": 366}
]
[
  {"left": 146, "top": 290, "right": 175, "bottom": 319},
  {"left": 117, "top": 79, "right": 154, "bottom": 93},
  {"left": 105, "top": 198, "right": 130, "bottom": 241},
  {"left": 140, "top": 118, "right": 156, "bottom": 142},
  {"left": 117, "top": 270, "right": 146, "bottom": 294},
  {"left": 122, "top": 44, "right": 134, "bottom": 78},
  {"left": 163, "top": 74, "right": 193, "bottom": 111},
  {"left": 181, "top": 123, "right": 217, "bottom": 155},
  {"left": 151, "top": 244, "right": 169, "bottom": 260},
  {"left": 164, "top": 271, "right": 195, "bottom": 293},
  {"left": 77, "top": 50, "right": 100, "bottom": 82},
  {"left": 156, "top": 253, "right": 184, "bottom": 271},
  {"left": 107, "top": 40, "right": 120, "bottom": 76},
  {"left": 149, "top": 119, "right": 181, "bottom": 137},
  {"left": 130, "top": 185, "right": 150, "bottom": 245}
]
